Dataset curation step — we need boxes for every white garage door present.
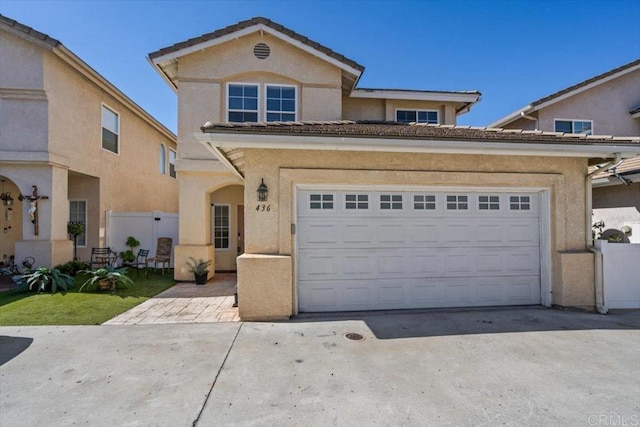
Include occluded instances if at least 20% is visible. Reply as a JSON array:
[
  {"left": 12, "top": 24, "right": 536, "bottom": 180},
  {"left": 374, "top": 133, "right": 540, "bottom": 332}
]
[{"left": 297, "top": 188, "right": 541, "bottom": 312}]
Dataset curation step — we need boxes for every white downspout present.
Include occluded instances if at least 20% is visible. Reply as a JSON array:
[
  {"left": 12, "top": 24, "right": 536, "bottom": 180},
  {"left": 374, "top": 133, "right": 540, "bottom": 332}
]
[{"left": 586, "top": 153, "right": 621, "bottom": 315}]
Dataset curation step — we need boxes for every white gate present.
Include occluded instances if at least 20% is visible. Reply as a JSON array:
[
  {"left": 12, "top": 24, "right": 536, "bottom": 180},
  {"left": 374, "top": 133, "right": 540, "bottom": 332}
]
[{"left": 106, "top": 211, "right": 178, "bottom": 267}]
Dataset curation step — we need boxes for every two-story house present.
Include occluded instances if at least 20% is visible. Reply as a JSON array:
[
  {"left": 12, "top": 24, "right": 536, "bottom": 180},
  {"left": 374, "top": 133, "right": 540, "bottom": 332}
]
[
  {"left": 0, "top": 16, "right": 178, "bottom": 267},
  {"left": 149, "top": 17, "right": 639, "bottom": 320},
  {"left": 490, "top": 60, "right": 640, "bottom": 241}
]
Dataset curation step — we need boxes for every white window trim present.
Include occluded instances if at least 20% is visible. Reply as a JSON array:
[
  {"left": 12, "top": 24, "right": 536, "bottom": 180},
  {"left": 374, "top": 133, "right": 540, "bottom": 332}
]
[
  {"left": 227, "top": 82, "right": 260, "bottom": 122},
  {"left": 212, "top": 203, "right": 231, "bottom": 251},
  {"left": 264, "top": 84, "right": 298, "bottom": 122},
  {"left": 553, "top": 118, "right": 594, "bottom": 135},
  {"left": 101, "top": 103, "right": 120, "bottom": 155},
  {"left": 69, "top": 199, "right": 88, "bottom": 248},
  {"left": 395, "top": 108, "right": 439, "bottom": 124},
  {"left": 168, "top": 148, "right": 177, "bottom": 179},
  {"left": 159, "top": 143, "right": 167, "bottom": 175}
]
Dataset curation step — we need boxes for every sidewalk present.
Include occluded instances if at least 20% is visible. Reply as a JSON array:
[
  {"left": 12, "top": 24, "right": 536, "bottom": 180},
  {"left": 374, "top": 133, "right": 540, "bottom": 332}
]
[{"left": 103, "top": 273, "right": 240, "bottom": 325}]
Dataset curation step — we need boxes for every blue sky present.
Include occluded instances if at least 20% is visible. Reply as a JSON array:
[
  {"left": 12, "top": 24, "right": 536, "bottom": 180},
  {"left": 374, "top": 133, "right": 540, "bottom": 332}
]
[{"left": 2, "top": 0, "right": 639, "bottom": 133}]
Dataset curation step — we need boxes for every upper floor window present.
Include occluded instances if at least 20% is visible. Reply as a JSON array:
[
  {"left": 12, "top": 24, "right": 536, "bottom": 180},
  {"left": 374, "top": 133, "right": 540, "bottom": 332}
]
[
  {"left": 101, "top": 105, "right": 119, "bottom": 153},
  {"left": 159, "top": 144, "right": 166, "bottom": 175},
  {"left": 554, "top": 119, "right": 592, "bottom": 135},
  {"left": 396, "top": 110, "right": 439, "bottom": 124},
  {"left": 228, "top": 84, "right": 258, "bottom": 122},
  {"left": 266, "top": 85, "right": 296, "bottom": 122},
  {"left": 169, "top": 149, "right": 176, "bottom": 178}
]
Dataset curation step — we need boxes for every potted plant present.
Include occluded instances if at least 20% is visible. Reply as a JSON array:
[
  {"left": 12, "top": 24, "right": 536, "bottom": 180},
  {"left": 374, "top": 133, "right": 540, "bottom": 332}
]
[
  {"left": 187, "top": 257, "right": 212, "bottom": 285},
  {"left": 120, "top": 236, "right": 140, "bottom": 264},
  {"left": 79, "top": 266, "right": 133, "bottom": 294},
  {"left": 23, "top": 267, "right": 74, "bottom": 294},
  {"left": 67, "top": 221, "right": 85, "bottom": 260}
]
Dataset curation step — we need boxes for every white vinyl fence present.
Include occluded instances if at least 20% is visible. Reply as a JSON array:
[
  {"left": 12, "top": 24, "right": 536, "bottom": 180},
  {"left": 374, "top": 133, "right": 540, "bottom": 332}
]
[
  {"left": 595, "top": 240, "right": 640, "bottom": 309},
  {"left": 106, "top": 211, "right": 178, "bottom": 268}
]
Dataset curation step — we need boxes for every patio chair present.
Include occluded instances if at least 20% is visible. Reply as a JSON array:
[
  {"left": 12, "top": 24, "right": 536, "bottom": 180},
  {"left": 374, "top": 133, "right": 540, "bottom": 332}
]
[
  {"left": 90, "top": 247, "right": 113, "bottom": 269},
  {"left": 123, "top": 249, "right": 150, "bottom": 278},
  {"left": 147, "top": 238, "right": 173, "bottom": 275}
]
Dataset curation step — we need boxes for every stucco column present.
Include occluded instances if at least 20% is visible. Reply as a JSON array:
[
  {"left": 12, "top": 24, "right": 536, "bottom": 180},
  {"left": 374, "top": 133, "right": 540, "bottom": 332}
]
[{"left": 14, "top": 165, "right": 72, "bottom": 267}]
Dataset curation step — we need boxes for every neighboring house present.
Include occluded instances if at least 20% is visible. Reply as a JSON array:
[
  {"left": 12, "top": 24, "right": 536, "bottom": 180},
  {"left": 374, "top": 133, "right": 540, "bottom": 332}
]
[
  {"left": 0, "top": 16, "right": 178, "bottom": 267},
  {"left": 490, "top": 60, "right": 640, "bottom": 241},
  {"left": 148, "top": 17, "right": 640, "bottom": 320}
]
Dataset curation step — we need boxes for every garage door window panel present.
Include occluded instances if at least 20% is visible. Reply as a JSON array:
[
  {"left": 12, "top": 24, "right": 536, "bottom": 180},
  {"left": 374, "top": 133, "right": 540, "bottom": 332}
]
[
  {"left": 310, "top": 194, "right": 334, "bottom": 210},
  {"left": 380, "top": 194, "right": 403, "bottom": 210},
  {"left": 345, "top": 194, "right": 368, "bottom": 210},
  {"left": 510, "top": 196, "right": 531, "bottom": 211},
  {"left": 447, "top": 195, "right": 468, "bottom": 210},
  {"left": 413, "top": 194, "right": 436, "bottom": 210},
  {"left": 479, "top": 195, "right": 500, "bottom": 211}
]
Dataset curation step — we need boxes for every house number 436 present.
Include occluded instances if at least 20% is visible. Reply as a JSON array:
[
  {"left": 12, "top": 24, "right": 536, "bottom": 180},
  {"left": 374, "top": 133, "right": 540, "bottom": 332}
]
[{"left": 256, "top": 204, "right": 271, "bottom": 212}]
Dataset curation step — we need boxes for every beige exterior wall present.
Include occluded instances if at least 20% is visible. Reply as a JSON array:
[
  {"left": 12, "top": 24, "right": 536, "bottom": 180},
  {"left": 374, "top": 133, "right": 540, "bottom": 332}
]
[
  {"left": 593, "top": 183, "right": 640, "bottom": 235},
  {"left": 228, "top": 149, "right": 593, "bottom": 319},
  {"left": 0, "top": 27, "right": 178, "bottom": 267},
  {"left": 537, "top": 70, "right": 640, "bottom": 136},
  {"left": 342, "top": 97, "right": 460, "bottom": 124},
  {"left": 502, "top": 69, "right": 640, "bottom": 136}
]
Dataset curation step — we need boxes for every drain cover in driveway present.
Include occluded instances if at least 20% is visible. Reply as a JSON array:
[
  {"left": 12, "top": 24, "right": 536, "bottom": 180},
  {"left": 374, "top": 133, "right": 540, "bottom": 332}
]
[{"left": 344, "top": 333, "right": 365, "bottom": 341}]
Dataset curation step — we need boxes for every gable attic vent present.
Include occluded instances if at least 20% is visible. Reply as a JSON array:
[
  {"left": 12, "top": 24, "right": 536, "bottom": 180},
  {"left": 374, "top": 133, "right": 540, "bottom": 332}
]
[{"left": 253, "top": 43, "right": 271, "bottom": 59}]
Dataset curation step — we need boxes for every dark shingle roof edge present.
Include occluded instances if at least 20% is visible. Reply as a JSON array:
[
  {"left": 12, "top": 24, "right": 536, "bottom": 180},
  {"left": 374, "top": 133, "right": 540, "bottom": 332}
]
[
  {"left": 148, "top": 16, "right": 365, "bottom": 73},
  {"left": 0, "top": 14, "right": 61, "bottom": 48},
  {"left": 201, "top": 120, "right": 640, "bottom": 145},
  {"left": 530, "top": 58, "right": 640, "bottom": 108}
]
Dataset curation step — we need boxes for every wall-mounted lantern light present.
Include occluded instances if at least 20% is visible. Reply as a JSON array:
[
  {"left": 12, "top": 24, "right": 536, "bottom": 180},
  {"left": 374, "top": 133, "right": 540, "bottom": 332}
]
[
  {"left": 0, "top": 192, "right": 13, "bottom": 206},
  {"left": 257, "top": 179, "right": 268, "bottom": 202}
]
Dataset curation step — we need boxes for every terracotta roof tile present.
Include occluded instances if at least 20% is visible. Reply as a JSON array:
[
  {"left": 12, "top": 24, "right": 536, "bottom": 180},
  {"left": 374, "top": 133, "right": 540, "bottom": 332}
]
[
  {"left": 202, "top": 120, "right": 640, "bottom": 145},
  {"left": 590, "top": 156, "right": 640, "bottom": 178}
]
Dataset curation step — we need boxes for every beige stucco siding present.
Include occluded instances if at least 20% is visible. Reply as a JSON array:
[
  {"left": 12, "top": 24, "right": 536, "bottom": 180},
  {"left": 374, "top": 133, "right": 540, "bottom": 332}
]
[
  {"left": 342, "top": 97, "right": 385, "bottom": 121},
  {"left": 0, "top": 31, "right": 43, "bottom": 89},
  {"left": 44, "top": 51, "right": 178, "bottom": 213},
  {"left": 537, "top": 69, "right": 640, "bottom": 136},
  {"left": 233, "top": 149, "right": 592, "bottom": 317}
]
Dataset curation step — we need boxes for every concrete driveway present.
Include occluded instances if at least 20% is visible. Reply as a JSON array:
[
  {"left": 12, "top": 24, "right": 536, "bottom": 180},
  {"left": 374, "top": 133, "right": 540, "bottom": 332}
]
[{"left": 1, "top": 307, "right": 638, "bottom": 426}]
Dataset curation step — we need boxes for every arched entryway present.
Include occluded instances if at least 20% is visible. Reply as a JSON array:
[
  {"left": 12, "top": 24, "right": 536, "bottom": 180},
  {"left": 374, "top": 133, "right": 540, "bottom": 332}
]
[{"left": 0, "top": 176, "right": 23, "bottom": 269}]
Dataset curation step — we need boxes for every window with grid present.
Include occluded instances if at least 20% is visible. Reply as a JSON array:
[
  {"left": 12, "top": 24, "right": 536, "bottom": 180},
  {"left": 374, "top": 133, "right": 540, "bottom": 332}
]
[
  {"left": 509, "top": 196, "right": 531, "bottom": 210},
  {"left": 310, "top": 194, "right": 334, "bottom": 209},
  {"left": 479, "top": 195, "right": 500, "bottom": 210},
  {"left": 214, "top": 205, "right": 230, "bottom": 249},
  {"left": 380, "top": 194, "right": 403, "bottom": 210},
  {"left": 396, "top": 110, "right": 438, "bottom": 124},
  {"left": 413, "top": 194, "right": 436, "bottom": 210},
  {"left": 345, "top": 194, "right": 368, "bottom": 210},
  {"left": 69, "top": 200, "right": 87, "bottom": 246},
  {"left": 228, "top": 84, "right": 258, "bottom": 122},
  {"left": 554, "top": 119, "right": 592, "bottom": 135},
  {"left": 446, "top": 195, "right": 468, "bottom": 210},
  {"left": 101, "top": 105, "right": 119, "bottom": 153},
  {"left": 266, "top": 85, "right": 296, "bottom": 122}
]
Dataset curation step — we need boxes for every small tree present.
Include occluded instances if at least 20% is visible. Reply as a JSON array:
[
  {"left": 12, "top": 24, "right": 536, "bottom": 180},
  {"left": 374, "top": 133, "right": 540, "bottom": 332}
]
[
  {"left": 121, "top": 236, "right": 141, "bottom": 263},
  {"left": 67, "top": 221, "right": 85, "bottom": 260}
]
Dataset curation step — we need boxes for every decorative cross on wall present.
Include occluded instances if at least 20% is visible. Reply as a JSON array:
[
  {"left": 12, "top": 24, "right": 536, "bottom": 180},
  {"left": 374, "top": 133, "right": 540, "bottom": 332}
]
[{"left": 18, "top": 185, "right": 49, "bottom": 236}]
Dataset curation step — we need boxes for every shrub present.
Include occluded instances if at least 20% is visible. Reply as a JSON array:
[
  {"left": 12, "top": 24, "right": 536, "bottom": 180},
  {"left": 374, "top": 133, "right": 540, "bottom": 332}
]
[
  {"left": 23, "top": 267, "right": 74, "bottom": 293},
  {"left": 55, "top": 260, "right": 89, "bottom": 276}
]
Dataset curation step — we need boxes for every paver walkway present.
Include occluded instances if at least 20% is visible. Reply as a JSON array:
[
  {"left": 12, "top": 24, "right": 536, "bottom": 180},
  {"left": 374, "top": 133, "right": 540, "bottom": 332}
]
[{"left": 104, "top": 273, "right": 240, "bottom": 325}]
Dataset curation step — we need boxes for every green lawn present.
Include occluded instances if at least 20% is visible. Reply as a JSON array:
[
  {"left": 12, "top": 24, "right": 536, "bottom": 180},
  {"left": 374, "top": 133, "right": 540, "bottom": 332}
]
[{"left": 0, "top": 271, "right": 177, "bottom": 326}]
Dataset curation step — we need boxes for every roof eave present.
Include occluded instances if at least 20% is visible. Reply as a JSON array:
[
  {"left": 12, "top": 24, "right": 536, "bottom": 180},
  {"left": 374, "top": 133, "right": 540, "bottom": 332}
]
[
  {"left": 196, "top": 131, "right": 640, "bottom": 160},
  {"left": 488, "top": 105, "right": 535, "bottom": 128},
  {"left": 350, "top": 89, "right": 481, "bottom": 104}
]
